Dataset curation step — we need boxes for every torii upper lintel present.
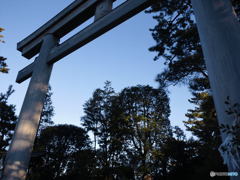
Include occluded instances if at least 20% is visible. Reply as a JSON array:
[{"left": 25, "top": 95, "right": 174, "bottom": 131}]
[{"left": 16, "top": 0, "right": 151, "bottom": 84}]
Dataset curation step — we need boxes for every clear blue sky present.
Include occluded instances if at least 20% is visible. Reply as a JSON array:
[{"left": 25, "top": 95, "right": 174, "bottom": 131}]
[{"left": 0, "top": 0, "right": 194, "bottom": 135}]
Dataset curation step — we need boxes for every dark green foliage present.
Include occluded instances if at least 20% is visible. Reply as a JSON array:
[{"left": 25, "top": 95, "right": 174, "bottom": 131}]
[
  {"left": 219, "top": 97, "right": 240, "bottom": 153},
  {"left": 27, "top": 125, "right": 93, "bottom": 180},
  {"left": 38, "top": 86, "right": 54, "bottom": 134},
  {"left": 0, "top": 86, "right": 17, "bottom": 155},
  {"left": 81, "top": 88, "right": 102, "bottom": 150},
  {"left": 146, "top": 0, "right": 240, "bottom": 178},
  {"left": 0, "top": 27, "right": 9, "bottom": 73},
  {"left": 0, "top": 86, "right": 17, "bottom": 174},
  {"left": 148, "top": 0, "right": 239, "bottom": 86},
  {"left": 185, "top": 93, "right": 219, "bottom": 144},
  {"left": 147, "top": 0, "right": 207, "bottom": 86},
  {"left": 184, "top": 92, "right": 228, "bottom": 178},
  {"left": 0, "top": 56, "right": 8, "bottom": 74},
  {"left": 79, "top": 80, "right": 228, "bottom": 179},
  {"left": 118, "top": 85, "right": 171, "bottom": 178},
  {"left": 224, "top": 96, "right": 240, "bottom": 117},
  {"left": 8, "top": 79, "right": 228, "bottom": 179},
  {"left": 82, "top": 82, "right": 172, "bottom": 179},
  {"left": 159, "top": 132, "right": 199, "bottom": 180},
  {"left": 82, "top": 81, "right": 129, "bottom": 179}
]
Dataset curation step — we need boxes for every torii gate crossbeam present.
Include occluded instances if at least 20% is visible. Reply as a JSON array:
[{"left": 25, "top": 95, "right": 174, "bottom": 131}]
[{"left": 16, "top": 0, "right": 150, "bottom": 83}]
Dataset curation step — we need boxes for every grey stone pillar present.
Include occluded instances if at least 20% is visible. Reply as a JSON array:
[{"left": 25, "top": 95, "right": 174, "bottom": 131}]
[
  {"left": 191, "top": 0, "right": 240, "bottom": 177},
  {"left": 2, "top": 34, "right": 58, "bottom": 180}
]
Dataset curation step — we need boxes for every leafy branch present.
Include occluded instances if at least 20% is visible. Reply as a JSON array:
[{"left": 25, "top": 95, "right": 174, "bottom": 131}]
[
  {"left": 219, "top": 96, "right": 240, "bottom": 153},
  {"left": 0, "top": 27, "right": 9, "bottom": 73}
]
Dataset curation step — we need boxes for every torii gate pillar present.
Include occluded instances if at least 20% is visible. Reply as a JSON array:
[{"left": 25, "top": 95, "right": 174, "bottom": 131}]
[
  {"left": 191, "top": 0, "right": 240, "bottom": 177},
  {"left": 2, "top": 34, "right": 58, "bottom": 180}
]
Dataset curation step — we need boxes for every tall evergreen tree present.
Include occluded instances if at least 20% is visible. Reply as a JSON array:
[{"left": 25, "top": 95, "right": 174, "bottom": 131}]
[
  {"left": 82, "top": 81, "right": 118, "bottom": 179},
  {"left": 184, "top": 90, "right": 228, "bottom": 176},
  {"left": 146, "top": 0, "right": 206, "bottom": 86},
  {"left": 38, "top": 86, "right": 54, "bottom": 134}
]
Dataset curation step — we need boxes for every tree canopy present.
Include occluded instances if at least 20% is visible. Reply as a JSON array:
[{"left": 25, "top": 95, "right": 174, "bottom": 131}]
[{"left": 27, "top": 125, "right": 93, "bottom": 180}]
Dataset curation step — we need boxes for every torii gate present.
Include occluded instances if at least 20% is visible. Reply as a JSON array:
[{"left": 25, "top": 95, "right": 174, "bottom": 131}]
[{"left": 2, "top": 0, "right": 240, "bottom": 179}]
